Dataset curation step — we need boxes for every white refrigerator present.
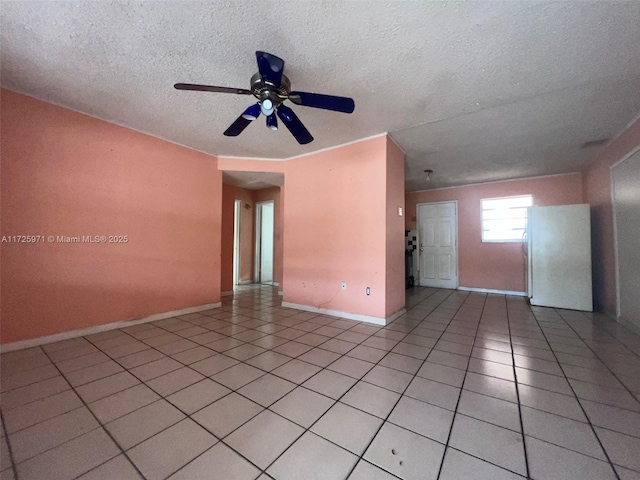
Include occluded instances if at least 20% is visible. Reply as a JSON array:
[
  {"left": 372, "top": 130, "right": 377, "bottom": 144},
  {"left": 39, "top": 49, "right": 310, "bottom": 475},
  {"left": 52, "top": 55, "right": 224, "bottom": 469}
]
[{"left": 525, "top": 204, "right": 593, "bottom": 311}]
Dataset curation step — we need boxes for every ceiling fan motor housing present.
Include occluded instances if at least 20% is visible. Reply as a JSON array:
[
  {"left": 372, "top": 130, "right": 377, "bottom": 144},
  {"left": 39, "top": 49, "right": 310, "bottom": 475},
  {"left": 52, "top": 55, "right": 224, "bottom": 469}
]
[{"left": 250, "top": 72, "right": 290, "bottom": 109}]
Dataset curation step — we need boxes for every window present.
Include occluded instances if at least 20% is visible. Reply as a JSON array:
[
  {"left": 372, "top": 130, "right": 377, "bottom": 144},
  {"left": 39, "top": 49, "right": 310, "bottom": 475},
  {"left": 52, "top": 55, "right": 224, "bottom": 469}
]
[{"left": 481, "top": 195, "right": 532, "bottom": 242}]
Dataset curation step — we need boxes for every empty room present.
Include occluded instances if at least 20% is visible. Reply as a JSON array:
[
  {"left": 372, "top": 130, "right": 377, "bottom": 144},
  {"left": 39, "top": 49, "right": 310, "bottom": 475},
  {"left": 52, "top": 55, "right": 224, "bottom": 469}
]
[{"left": 1, "top": 2, "right": 640, "bottom": 480}]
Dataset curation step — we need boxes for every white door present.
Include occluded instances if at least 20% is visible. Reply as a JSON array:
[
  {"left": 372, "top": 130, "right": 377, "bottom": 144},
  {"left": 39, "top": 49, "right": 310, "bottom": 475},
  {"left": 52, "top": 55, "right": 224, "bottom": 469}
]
[
  {"left": 612, "top": 149, "right": 640, "bottom": 328},
  {"left": 417, "top": 202, "right": 458, "bottom": 288},
  {"left": 256, "top": 201, "right": 274, "bottom": 283}
]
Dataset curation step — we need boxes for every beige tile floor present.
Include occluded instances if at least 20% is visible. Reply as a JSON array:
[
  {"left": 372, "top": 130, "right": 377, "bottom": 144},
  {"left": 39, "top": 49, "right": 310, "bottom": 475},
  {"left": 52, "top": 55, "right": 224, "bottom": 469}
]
[{"left": 1, "top": 285, "right": 640, "bottom": 479}]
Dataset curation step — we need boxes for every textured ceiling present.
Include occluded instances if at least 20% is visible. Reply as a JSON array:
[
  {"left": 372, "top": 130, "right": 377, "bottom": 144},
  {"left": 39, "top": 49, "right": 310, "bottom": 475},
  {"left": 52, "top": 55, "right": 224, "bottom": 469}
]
[
  {"left": 223, "top": 171, "right": 284, "bottom": 190},
  {"left": 2, "top": 1, "right": 640, "bottom": 191}
]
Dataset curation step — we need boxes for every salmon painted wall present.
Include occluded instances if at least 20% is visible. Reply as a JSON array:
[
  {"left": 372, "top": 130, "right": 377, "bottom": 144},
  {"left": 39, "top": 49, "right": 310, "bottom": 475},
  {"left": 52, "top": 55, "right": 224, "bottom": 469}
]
[
  {"left": 220, "top": 184, "right": 255, "bottom": 292},
  {"left": 0, "top": 89, "right": 222, "bottom": 344},
  {"left": 583, "top": 117, "right": 640, "bottom": 314},
  {"left": 385, "top": 137, "right": 406, "bottom": 316},
  {"left": 219, "top": 135, "right": 403, "bottom": 320},
  {"left": 254, "top": 186, "right": 284, "bottom": 287},
  {"left": 283, "top": 137, "right": 388, "bottom": 317},
  {"left": 405, "top": 173, "right": 584, "bottom": 293}
]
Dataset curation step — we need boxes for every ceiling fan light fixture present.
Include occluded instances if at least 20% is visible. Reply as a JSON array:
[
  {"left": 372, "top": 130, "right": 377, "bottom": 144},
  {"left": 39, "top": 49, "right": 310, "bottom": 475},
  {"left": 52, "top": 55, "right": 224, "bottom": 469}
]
[
  {"left": 266, "top": 113, "right": 278, "bottom": 131},
  {"left": 241, "top": 103, "right": 261, "bottom": 120},
  {"left": 425, "top": 169, "right": 434, "bottom": 181},
  {"left": 260, "top": 98, "right": 275, "bottom": 116}
]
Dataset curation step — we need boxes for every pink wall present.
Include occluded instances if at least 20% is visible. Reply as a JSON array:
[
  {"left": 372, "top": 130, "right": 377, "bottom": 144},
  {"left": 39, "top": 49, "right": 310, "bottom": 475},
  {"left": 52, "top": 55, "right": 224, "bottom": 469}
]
[
  {"left": 219, "top": 135, "right": 405, "bottom": 320},
  {"left": 583, "top": 117, "right": 640, "bottom": 313},
  {"left": 385, "top": 137, "right": 406, "bottom": 316},
  {"left": 284, "top": 137, "right": 388, "bottom": 317},
  {"left": 405, "top": 173, "right": 584, "bottom": 293},
  {"left": 220, "top": 184, "right": 255, "bottom": 292},
  {"left": 254, "top": 186, "right": 284, "bottom": 288},
  {"left": 1, "top": 89, "right": 222, "bottom": 344}
]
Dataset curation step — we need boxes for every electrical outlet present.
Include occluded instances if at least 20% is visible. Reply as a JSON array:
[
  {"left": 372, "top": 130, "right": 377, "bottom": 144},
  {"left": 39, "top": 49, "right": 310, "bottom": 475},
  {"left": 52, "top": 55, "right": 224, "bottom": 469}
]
[
  {"left": 366, "top": 287, "right": 371, "bottom": 296},
  {"left": 341, "top": 282, "right": 347, "bottom": 291}
]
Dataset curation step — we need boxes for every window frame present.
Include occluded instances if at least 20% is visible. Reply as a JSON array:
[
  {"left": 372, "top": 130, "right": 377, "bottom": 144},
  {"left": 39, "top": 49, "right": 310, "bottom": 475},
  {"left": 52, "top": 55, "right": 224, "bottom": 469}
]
[{"left": 480, "top": 194, "right": 533, "bottom": 243}]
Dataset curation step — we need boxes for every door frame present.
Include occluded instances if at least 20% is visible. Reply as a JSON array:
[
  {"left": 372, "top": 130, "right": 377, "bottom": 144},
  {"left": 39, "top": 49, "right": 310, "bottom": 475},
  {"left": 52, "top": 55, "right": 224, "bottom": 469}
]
[
  {"left": 254, "top": 200, "right": 275, "bottom": 284},
  {"left": 233, "top": 199, "right": 242, "bottom": 287},
  {"left": 416, "top": 200, "right": 459, "bottom": 289},
  {"left": 610, "top": 145, "right": 640, "bottom": 322}
]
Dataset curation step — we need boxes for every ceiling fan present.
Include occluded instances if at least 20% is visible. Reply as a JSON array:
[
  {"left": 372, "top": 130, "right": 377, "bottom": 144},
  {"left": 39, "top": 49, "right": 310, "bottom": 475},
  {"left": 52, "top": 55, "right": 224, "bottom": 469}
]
[{"left": 174, "top": 51, "right": 355, "bottom": 145}]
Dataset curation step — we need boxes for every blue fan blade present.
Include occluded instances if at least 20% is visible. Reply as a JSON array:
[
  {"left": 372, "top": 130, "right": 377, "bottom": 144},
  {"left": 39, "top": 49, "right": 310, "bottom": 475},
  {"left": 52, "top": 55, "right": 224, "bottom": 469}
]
[
  {"left": 223, "top": 115, "right": 253, "bottom": 136},
  {"left": 256, "top": 51, "right": 284, "bottom": 88},
  {"left": 288, "top": 91, "right": 355, "bottom": 113},
  {"left": 277, "top": 105, "right": 313, "bottom": 144}
]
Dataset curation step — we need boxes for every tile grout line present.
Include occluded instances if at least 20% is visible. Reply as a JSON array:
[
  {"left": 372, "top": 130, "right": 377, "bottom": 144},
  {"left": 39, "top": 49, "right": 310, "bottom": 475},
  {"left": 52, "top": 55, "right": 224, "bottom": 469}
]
[
  {"left": 33, "top": 297, "right": 281, "bottom": 478},
  {"left": 65, "top": 289, "right": 300, "bottom": 478},
  {"left": 4, "top": 292, "right": 443, "bottom": 472},
  {"left": 339, "top": 293, "right": 474, "bottom": 477},
  {"left": 504, "top": 296, "right": 532, "bottom": 479},
  {"left": 527, "top": 305, "right": 621, "bottom": 480},
  {"left": 342, "top": 291, "right": 473, "bottom": 478},
  {"left": 74, "top": 291, "right": 310, "bottom": 478},
  {"left": 4, "top": 309, "right": 637, "bottom": 446},
  {"left": 291, "top": 293, "right": 455, "bottom": 473},
  {"left": 240, "top": 290, "right": 451, "bottom": 478},
  {"left": 72, "top": 298, "right": 289, "bottom": 478},
  {"left": 257, "top": 288, "right": 456, "bottom": 479},
  {"left": 6, "top": 287, "right": 633, "bottom": 479},
  {"left": 194, "top": 288, "right": 449, "bottom": 479},
  {"left": 575, "top": 310, "right": 640, "bottom": 361},
  {"left": 0, "top": 410, "right": 20, "bottom": 480},
  {"left": 80, "top": 292, "right": 398, "bottom": 428},
  {"left": 35, "top": 347, "right": 149, "bottom": 480},
  {"left": 435, "top": 293, "right": 490, "bottom": 480},
  {"left": 556, "top": 310, "right": 640, "bottom": 405},
  {"left": 78, "top": 287, "right": 442, "bottom": 479},
  {"left": 198, "top": 289, "right": 533, "bottom": 480}
]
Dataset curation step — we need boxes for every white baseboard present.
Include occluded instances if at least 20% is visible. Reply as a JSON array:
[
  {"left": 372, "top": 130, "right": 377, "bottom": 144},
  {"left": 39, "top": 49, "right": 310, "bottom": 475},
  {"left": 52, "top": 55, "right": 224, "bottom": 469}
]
[
  {"left": 238, "top": 280, "right": 253, "bottom": 285},
  {"left": 221, "top": 291, "right": 234, "bottom": 297},
  {"left": 458, "top": 286, "right": 527, "bottom": 296},
  {"left": 386, "top": 308, "right": 408, "bottom": 323},
  {"left": 0, "top": 301, "right": 222, "bottom": 353},
  {"left": 281, "top": 302, "right": 406, "bottom": 326}
]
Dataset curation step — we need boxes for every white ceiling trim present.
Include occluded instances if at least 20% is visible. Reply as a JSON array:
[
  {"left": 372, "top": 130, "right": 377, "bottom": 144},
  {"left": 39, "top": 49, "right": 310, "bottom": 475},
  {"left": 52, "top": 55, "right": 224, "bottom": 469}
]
[
  {"left": 407, "top": 171, "right": 582, "bottom": 195},
  {"left": 218, "top": 155, "right": 290, "bottom": 162},
  {"left": 387, "top": 133, "right": 406, "bottom": 155},
  {"left": 608, "top": 109, "right": 640, "bottom": 146},
  {"left": 219, "top": 132, "right": 389, "bottom": 162}
]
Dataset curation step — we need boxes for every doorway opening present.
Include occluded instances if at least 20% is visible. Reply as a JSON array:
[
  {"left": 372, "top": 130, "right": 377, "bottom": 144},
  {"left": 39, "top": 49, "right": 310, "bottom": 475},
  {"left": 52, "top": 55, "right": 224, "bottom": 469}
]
[
  {"left": 233, "top": 199, "right": 242, "bottom": 287},
  {"left": 255, "top": 201, "right": 275, "bottom": 284}
]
